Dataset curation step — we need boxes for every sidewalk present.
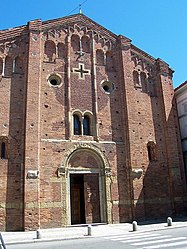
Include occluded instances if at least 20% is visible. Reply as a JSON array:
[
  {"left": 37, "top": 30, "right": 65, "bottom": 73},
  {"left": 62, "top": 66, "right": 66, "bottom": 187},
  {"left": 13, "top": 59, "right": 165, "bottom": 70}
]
[{"left": 1, "top": 219, "right": 187, "bottom": 246}]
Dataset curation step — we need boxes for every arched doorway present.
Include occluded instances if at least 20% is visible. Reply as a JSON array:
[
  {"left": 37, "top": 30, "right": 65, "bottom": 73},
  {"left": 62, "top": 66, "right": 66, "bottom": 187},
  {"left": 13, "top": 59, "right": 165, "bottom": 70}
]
[{"left": 65, "top": 145, "right": 108, "bottom": 225}]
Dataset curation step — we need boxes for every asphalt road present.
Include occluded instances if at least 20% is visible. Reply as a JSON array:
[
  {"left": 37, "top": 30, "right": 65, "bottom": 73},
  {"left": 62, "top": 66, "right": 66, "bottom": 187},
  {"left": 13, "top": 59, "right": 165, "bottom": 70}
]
[{"left": 7, "top": 226, "right": 187, "bottom": 249}]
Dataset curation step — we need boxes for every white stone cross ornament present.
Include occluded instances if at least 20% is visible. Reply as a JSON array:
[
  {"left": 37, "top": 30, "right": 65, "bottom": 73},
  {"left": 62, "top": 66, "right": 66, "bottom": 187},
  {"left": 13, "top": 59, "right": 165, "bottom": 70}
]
[{"left": 72, "top": 63, "right": 90, "bottom": 80}]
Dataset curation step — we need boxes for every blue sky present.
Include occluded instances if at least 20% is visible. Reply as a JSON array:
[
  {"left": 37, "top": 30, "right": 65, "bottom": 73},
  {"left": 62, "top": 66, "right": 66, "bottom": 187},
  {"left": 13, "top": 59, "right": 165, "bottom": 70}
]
[{"left": 1, "top": 0, "right": 186, "bottom": 88}]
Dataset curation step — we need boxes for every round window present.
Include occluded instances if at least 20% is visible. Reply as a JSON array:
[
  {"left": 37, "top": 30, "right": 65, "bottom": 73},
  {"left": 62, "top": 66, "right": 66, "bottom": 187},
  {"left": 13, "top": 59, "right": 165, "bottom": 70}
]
[
  {"left": 48, "top": 73, "right": 62, "bottom": 87},
  {"left": 101, "top": 81, "right": 114, "bottom": 94}
]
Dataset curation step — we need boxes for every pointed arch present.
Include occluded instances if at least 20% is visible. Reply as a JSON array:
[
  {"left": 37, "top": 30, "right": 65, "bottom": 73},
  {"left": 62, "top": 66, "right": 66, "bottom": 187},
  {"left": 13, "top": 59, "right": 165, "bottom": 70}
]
[{"left": 44, "top": 40, "right": 56, "bottom": 62}]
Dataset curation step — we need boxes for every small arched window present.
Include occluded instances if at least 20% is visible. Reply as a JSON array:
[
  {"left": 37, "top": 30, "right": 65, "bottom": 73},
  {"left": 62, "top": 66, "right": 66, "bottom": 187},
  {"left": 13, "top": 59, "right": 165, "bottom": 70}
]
[
  {"left": 1, "top": 142, "right": 6, "bottom": 159},
  {"left": 83, "top": 115, "right": 90, "bottom": 135},
  {"left": 147, "top": 141, "right": 157, "bottom": 161},
  {"left": 72, "top": 112, "right": 94, "bottom": 136},
  {"left": 73, "top": 114, "right": 81, "bottom": 135}
]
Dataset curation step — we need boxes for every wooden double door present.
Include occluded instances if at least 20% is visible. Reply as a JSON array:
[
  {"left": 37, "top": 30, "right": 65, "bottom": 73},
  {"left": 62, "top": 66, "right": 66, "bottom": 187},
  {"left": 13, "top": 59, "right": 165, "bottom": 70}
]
[{"left": 70, "top": 173, "right": 101, "bottom": 224}]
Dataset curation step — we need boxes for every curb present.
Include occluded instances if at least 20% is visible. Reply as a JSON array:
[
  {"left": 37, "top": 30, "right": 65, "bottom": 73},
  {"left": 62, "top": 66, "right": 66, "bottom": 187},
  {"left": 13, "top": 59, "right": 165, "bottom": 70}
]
[
  {"left": 2, "top": 223, "right": 187, "bottom": 246},
  {"left": 4, "top": 235, "right": 89, "bottom": 246}
]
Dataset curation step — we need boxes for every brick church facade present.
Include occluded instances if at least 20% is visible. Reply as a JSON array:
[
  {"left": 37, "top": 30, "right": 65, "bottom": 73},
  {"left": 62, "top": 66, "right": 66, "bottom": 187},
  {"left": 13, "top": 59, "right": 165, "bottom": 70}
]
[{"left": 0, "top": 14, "right": 186, "bottom": 231}]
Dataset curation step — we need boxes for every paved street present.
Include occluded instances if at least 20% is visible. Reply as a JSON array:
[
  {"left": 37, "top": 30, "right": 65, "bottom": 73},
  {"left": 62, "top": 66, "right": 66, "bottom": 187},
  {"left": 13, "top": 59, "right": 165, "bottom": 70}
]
[{"left": 7, "top": 227, "right": 187, "bottom": 249}]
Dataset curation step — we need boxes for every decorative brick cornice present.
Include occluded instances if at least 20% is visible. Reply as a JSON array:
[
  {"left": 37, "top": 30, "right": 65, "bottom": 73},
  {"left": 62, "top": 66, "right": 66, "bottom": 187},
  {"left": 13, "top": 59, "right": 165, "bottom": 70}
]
[
  {"left": 131, "top": 44, "right": 156, "bottom": 64},
  {"left": 42, "top": 14, "right": 118, "bottom": 42},
  {"left": 156, "top": 58, "right": 174, "bottom": 77}
]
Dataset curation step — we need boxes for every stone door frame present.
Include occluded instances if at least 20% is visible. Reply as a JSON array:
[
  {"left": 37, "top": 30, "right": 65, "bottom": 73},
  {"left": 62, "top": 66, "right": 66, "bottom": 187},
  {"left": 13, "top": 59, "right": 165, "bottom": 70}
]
[{"left": 67, "top": 168, "right": 106, "bottom": 225}]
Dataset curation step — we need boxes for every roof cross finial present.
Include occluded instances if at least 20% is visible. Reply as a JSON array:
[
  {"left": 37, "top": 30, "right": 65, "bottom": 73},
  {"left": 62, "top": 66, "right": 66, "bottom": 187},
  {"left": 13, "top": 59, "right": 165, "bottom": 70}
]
[
  {"left": 68, "top": 0, "right": 88, "bottom": 15},
  {"left": 79, "top": 4, "right": 82, "bottom": 14}
]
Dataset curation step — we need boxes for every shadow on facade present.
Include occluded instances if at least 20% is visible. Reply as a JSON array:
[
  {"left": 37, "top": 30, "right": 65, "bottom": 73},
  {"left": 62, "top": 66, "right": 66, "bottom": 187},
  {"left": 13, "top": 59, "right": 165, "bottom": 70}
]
[
  {"left": 135, "top": 83, "right": 186, "bottom": 222},
  {"left": 108, "top": 53, "right": 186, "bottom": 223},
  {"left": 6, "top": 73, "right": 25, "bottom": 231}
]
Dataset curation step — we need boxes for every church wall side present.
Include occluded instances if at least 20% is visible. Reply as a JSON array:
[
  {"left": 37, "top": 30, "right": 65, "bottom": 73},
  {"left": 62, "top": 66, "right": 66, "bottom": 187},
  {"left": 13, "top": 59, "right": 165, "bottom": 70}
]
[
  {"left": 119, "top": 38, "right": 186, "bottom": 220},
  {"left": 0, "top": 30, "right": 28, "bottom": 230}
]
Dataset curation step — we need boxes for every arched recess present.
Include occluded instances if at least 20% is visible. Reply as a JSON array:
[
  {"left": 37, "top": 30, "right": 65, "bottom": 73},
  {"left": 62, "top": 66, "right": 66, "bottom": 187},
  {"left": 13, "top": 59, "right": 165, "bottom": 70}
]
[
  {"left": 140, "top": 72, "right": 147, "bottom": 92},
  {"left": 96, "top": 49, "right": 105, "bottom": 66},
  {"left": 106, "top": 51, "right": 115, "bottom": 71},
  {"left": 71, "top": 34, "right": 80, "bottom": 52},
  {"left": 44, "top": 40, "right": 56, "bottom": 62},
  {"left": 4, "top": 56, "right": 13, "bottom": 77},
  {"left": 14, "top": 56, "right": 23, "bottom": 74},
  {"left": 0, "top": 57, "right": 3, "bottom": 75},
  {"left": 57, "top": 43, "right": 66, "bottom": 59},
  {"left": 133, "top": 70, "right": 140, "bottom": 87},
  {"left": 60, "top": 143, "right": 112, "bottom": 225},
  {"left": 81, "top": 35, "right": 90, "bottom": 53}
]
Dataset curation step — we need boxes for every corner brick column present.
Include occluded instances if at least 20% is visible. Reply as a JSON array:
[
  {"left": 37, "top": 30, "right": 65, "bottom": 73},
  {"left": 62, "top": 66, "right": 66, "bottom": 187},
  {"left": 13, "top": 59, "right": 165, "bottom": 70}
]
[
  {"left": 24, "top": 20, "right": 42, "bottom": 230},
  {"left": 117, "top": 36, "right": 145, "bottom": 220},
  {"left": 156, "top": 59, "right": 185, "bottom": 214}
]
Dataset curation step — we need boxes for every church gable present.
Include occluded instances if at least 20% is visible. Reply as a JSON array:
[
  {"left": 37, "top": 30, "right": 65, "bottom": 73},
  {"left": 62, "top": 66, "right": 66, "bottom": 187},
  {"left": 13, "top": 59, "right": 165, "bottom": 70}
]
[
  {"left": 42, "top": 14, "right": 119, "bottom": 43},
  {"left": 41, "top": 14, "right": 119, "bottom": 66}
]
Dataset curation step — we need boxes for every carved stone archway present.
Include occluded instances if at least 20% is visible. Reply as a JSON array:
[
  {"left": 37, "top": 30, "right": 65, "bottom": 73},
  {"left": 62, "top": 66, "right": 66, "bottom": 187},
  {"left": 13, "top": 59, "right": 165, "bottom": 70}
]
[
  {"left": 59, "top": 143, "right": 112, "bottom": 225},
  {"left": 65, "top": 143, "right": 110, "bottom": 168}
]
